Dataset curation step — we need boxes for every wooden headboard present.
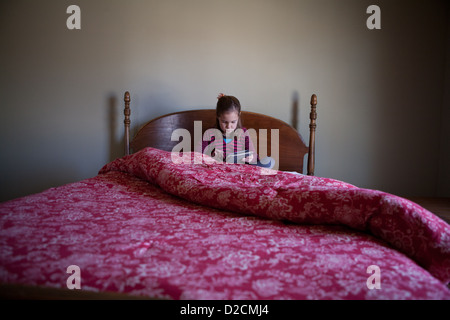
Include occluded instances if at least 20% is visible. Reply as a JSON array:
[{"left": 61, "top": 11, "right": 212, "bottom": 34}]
[{"left": 123, "top": 91, "right": 317, "bottom": 174}]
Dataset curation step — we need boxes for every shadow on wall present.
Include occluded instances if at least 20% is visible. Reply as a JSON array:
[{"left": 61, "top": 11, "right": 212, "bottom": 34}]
[
  {"left": 291, "top": 90, "right": 306, "bottom": 174},
  {"left": 291, "top": 91, "right": 316, "bottom": 175},
  {"left": 108, "top": 94, "right": 125, "bottom": 162},
  {"left": 291, "top": 91, "right": 299, "bottom": 131},
  {"left": 367, "top": 3, "right": 446, "bottom": 197}
]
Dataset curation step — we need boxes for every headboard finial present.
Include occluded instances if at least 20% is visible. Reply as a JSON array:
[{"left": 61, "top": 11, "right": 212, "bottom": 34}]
[
  {"left": 310, "top": 94, "right": 317, "bottom": 106},
  {"left": 124, "top": 91, "right": 131, "bottom": 156},
  {"left": 307, "top": 94, "right": 317, "bottom": 176}
]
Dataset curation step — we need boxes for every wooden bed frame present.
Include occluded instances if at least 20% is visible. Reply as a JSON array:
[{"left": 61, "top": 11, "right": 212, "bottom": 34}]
[{"left": 123, "top": 91, "right": 318, "bottom": 174}]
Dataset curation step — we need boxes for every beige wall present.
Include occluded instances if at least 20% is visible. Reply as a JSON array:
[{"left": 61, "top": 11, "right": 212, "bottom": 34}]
[{"left": 0, "top": 0, "right": 449, "bottom": 201}]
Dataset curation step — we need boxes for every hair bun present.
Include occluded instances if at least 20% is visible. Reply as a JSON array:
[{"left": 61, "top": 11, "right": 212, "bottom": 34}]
[{"left": 217, "top": 93, "right": 226, "bottom": 99}]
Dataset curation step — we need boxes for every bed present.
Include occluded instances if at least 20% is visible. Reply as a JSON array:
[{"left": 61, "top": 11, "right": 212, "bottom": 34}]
[{"left": 0, "top": 91, "right": 449, "bottom": 301}]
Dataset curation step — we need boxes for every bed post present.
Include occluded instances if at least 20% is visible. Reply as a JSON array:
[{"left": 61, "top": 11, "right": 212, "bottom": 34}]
[
  {"left": 124, "top": 91, "right": 131, "bottom": 156},
  {"left": 307, "top": 94, "right": 317, "bottom": 176}
]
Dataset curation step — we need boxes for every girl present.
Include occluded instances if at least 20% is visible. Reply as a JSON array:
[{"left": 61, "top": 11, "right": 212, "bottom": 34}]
[{"left": 195, "top": 93, "right": 275, "bottom": 169}]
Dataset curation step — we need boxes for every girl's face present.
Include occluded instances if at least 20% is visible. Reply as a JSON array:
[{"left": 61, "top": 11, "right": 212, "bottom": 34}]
[{"left": 218, "top": 111, "right": 239, "bottom": 134}]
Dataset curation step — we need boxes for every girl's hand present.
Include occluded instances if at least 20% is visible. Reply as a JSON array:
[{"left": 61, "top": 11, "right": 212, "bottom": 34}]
[
  {"left": 242, "top": 155, "right": 254, "bottom": 163},
  {"left": 213, "top": 149, "right": 224, "bottom": 162}
]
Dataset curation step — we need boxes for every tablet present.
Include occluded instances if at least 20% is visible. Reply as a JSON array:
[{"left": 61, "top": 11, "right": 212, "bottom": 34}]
[{"left": 226, "top": 150, "right": 254, "bottom": 163}]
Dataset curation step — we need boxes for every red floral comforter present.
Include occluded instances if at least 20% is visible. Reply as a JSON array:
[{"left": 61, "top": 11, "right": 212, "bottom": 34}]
[{"left": 0, "top": 147, "right": 449, "bottom": 299}]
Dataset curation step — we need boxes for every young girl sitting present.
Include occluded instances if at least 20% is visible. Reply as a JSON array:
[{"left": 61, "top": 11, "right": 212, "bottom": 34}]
[{"left": 195, "top": 93, "right": 275, "bottom": 169}]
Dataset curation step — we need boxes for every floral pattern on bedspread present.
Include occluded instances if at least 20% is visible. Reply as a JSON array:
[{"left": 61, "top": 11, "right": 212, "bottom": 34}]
[
  {"left": 0, "top": 147, "right": 448, "bottom": 299},
  {"left": 100, "top": 148, "right": 450, "bottom": 285}
]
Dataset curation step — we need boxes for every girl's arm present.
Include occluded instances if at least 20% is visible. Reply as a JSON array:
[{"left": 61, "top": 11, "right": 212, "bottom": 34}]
[
  {"left": 244, "top": 129, "right": 258, "bottom": 163},
  {"left": 195, "top": 129, "right": 224, "bottom": 162}
]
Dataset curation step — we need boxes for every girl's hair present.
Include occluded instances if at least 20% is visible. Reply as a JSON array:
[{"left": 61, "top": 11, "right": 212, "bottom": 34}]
[{"left": 215, "top": 93, "right": 243, "bottom": 130}]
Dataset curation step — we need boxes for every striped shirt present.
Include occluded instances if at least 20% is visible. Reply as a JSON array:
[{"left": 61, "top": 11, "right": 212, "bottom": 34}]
[{"left": 195, "top": 127, "right": 258, "bottom": 163}]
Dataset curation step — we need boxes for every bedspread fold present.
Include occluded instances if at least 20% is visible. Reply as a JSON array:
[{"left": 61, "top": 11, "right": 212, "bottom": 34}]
[{"left": 99, "top": 147, "right": 450, "bottom": 284}]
